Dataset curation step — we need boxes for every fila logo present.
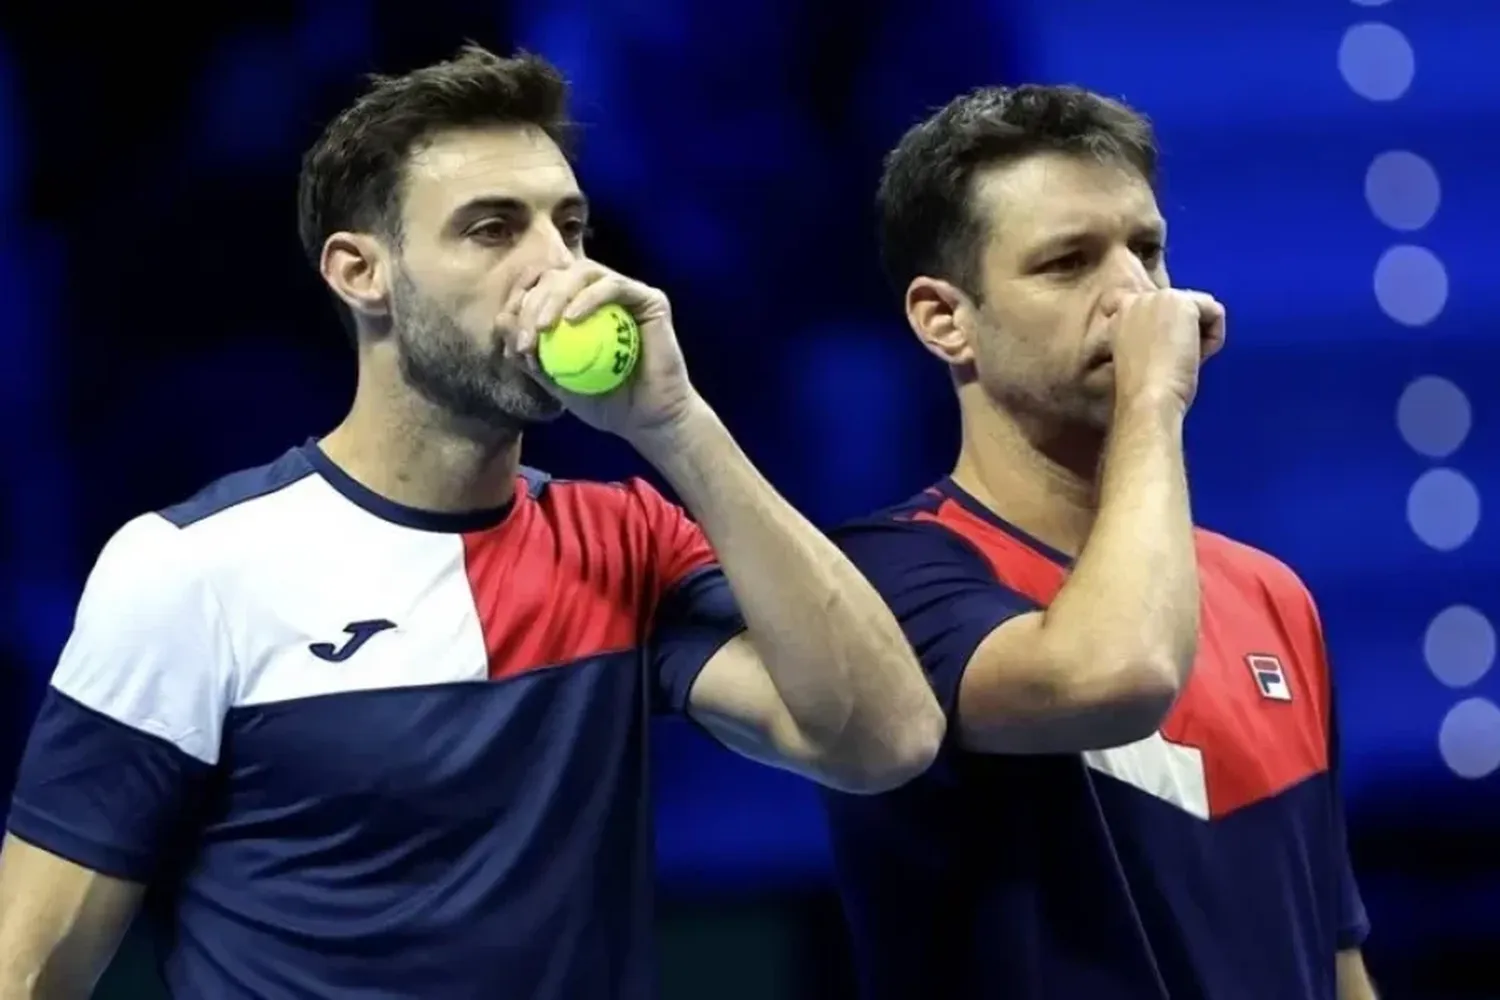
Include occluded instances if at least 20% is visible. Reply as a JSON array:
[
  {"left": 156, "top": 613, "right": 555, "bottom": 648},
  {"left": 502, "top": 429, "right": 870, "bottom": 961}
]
[{"left": 1246, "top": 653, "right": 1292, "bottom": 702}]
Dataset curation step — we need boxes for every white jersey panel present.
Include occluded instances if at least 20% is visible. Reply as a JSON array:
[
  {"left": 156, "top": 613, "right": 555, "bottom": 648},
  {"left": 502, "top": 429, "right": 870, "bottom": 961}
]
[
  {"left": 185, "top": 474, "right": 492, "bottom": 709},
  {"left": 49, "top": 513, "right": 235, "bottom": 765}
]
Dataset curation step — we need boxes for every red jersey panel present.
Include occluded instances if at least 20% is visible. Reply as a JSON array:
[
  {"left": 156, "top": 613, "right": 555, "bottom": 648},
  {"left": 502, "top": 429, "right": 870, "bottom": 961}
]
[{"left": 464, "top": 476, "right": 718, "bottom": 682}]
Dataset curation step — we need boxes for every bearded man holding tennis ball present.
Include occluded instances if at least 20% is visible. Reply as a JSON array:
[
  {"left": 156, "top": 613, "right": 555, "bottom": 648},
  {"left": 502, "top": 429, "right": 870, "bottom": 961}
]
[{"left": 0, "top": 45, "right": 941, "bottom": 1000}]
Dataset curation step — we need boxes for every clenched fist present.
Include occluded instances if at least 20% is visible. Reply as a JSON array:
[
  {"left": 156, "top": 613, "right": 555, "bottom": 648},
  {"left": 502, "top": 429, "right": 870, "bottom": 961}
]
[{"left": 1108, "top": 290, "right": 1226, "bottom": 409}]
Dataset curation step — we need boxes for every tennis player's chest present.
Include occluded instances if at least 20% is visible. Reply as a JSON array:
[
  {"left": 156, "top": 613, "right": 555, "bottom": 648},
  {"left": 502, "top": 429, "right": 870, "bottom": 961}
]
[
  {"left": 1082, "top": 578, "right": 1330, "bottom": 822},
  {"left": 215, "top": 652, "right": 645, "bottom": 826},
  {"left": 211, "top": 535, "right": 651, "bottom": 822},
  {"left": 228, "top": 525, "right": 653, "bottom": 701}
]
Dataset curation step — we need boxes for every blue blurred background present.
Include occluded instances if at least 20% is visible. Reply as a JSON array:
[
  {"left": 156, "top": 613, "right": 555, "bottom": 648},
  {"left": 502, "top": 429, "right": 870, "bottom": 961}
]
[{"left": 1, "top": 1, "right": 1496, "bottom": 997}]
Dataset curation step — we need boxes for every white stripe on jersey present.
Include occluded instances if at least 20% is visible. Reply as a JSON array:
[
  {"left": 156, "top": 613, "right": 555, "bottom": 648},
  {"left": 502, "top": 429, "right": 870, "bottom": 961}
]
[{"left": 50, "top": 474, "right": 494, "bottom": 765}]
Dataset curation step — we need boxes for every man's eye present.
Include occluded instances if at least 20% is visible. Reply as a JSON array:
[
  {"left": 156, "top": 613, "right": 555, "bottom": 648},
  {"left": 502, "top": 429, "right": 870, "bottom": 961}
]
[
  {"left": 1042, "top": 251, "right": 1086, "bottom": 273},
  {"left": 559, "top": 219, "right": 593, "bottom": 245},
  {"left": 468, "top": 220, "right": 515, "bottom": 242},
  {"left": 1134, "top": 242, "right": 1165, "bottom": 264}
]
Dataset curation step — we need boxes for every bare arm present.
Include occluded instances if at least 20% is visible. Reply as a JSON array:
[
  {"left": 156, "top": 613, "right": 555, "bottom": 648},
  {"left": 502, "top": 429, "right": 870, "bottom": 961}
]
[
  {"left": 632, "top": 403, "right": 945, "bottom": 793},
  {"left": 1337, "top": 949, "right": 1378, "bottom": 1000},
  {"left": 0, "top": 836, "right": 143, "bottom": 1000},
  {"left": 954, "top": 394, "right": 1198, "bottom": 753}
]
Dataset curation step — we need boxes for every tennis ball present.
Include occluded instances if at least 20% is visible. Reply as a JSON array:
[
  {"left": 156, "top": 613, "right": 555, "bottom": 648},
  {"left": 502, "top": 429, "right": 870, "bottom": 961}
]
[{"left": 537, "top": 304, "right": 641, "bottom": 396}]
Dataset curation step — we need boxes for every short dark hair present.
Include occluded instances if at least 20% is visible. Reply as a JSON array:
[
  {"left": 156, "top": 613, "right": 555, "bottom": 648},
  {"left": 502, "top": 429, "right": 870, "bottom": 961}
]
[
  {"left": 877, "top": 84, "right": 1157, "bottom": 299},
  {"left": 296, "top": 44, "right": 574, "bottom": 271}
]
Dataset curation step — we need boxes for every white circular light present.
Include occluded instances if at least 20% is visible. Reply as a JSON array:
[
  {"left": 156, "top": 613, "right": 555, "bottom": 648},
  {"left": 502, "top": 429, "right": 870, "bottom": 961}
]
[
  {"left": 1438, "top": 698, "right": 1500, "bottom": 779},
  {"left": 1397, "top": 376, "right": 1471, "bottom": 458},
  {"left": 1375, "top": 245, "right": 1449, "bottom": 326},
  {"left": 1407, "top": 468, "right": 1481, "bottom": 551},
  {"left": 1365, "top": 151, "right": 1441, "bottom": 231},
  {"left": 1425, "top": 606, "right": 1497, "bottom": 689},
  {"left": 1339, "top": 23, "right": 1416, "bottom": 101}
]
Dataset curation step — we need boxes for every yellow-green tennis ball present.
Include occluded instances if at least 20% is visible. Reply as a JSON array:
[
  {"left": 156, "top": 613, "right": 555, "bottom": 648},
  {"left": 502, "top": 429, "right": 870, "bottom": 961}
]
[{"left": 537, "top": 304, "right": 641, "bottom": 395}]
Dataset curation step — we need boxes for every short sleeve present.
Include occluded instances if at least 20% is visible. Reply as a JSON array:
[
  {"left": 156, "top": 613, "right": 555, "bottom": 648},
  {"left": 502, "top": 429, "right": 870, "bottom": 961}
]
[
  {"left": 628, "top": 479, "right": 746, "bottom": 713},
  {"left": 5, "top": 514, "right": 232, "bottom": 882},
  {"left": 830, "top": 519, "right": 1034, "bottom": 718}
]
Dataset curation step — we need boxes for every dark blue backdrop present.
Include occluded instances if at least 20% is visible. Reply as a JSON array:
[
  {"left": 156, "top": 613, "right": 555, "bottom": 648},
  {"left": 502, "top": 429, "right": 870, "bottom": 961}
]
[{"left": 1, "top": 1, "right": 1495, "bottom": 996}]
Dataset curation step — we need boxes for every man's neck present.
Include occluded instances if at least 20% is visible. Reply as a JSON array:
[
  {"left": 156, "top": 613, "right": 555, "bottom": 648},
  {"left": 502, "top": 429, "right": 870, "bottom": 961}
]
[
  {"left": 950, "top": 392, "right": 1102, "bottom": 559},
  {"left": 319, "top": 364, "right": 522, "bottom": 515}
]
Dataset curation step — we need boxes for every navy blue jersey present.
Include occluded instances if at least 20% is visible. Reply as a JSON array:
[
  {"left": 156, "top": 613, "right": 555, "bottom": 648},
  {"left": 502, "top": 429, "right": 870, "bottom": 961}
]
[
  {"left": 7, "top": 441, "right": 745, "bottom": 999},
  {"left": 822, "top": 479, "right": 1367, "bottom": 1000}
]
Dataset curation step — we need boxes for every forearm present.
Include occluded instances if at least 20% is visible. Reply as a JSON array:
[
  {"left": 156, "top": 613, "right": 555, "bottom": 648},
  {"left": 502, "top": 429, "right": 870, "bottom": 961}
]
[
  {"left": 1042, "top": 395, "right": 1199, "bottom": 692},
  {"left": 630, "top": 402, "right": 942, "bottom": 772}
]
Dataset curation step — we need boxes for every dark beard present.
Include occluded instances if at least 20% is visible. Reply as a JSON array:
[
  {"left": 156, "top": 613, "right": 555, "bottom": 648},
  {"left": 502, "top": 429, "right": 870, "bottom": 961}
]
[{"left": 390, "top": 270, "right": 562, "bottom": 434}]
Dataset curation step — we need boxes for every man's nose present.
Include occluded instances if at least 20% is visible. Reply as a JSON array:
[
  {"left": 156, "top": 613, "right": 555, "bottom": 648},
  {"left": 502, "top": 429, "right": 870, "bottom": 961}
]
[
  {"left": 530, "top": 223, "right": 575, "bottom": 271},
  {"left": 1097, "top": 251, "right": 1157, "bottom": 318}
]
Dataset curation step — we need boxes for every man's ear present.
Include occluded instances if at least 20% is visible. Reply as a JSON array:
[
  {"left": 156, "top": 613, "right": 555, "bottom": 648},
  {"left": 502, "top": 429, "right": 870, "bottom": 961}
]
[
  {"left": 320, "top": 232, "right": 392, "bottom": 321},
  {"left": 906, "top": 276, "right": 979, "bottom": 368}
]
